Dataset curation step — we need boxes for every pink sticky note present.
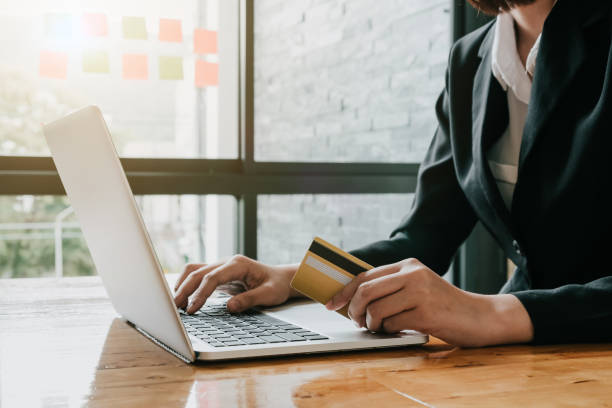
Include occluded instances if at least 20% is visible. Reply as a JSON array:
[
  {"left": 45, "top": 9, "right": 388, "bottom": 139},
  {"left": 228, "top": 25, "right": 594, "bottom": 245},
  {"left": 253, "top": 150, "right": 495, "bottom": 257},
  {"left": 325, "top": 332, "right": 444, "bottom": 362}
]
[
  {"left": 194, "top": 29, "right": 217, "bottom": 54},
  {"left": 122, "top": 54, "right": 148, "bottom": 80},
  {"left": 39, "top": 51, "right": 68, "bottom": 79},
  {"left": 159, "top": 18, "right": 182, "bottom": 42},
  {"left": 82, "top": 13, "right": 108, "bottom": 37},
  {"left": 195, "top": 60, "right": 218, "bottom": 87}
]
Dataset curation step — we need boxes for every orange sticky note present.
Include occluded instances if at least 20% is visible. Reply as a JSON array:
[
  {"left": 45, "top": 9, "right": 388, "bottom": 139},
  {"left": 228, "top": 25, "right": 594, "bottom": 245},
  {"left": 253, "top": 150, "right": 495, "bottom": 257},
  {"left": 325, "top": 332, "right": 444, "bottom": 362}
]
[
  {"left": 82, "top": 13, "right": 108, "bottom": 37},
  {"left": 159, "top": 18, "right": 182, "bottom": 42},
  {"left": 194, "top": 29, "right": 217, "bottom": 54},
  {"left": 39, "top": 51, "right": 68, "bottom": 79},
  {"left": 122, "top": 54, "right": 148, "bottom": 80},
  {"left": 195, "top": 60, "right": 218, "bottom": 87}
]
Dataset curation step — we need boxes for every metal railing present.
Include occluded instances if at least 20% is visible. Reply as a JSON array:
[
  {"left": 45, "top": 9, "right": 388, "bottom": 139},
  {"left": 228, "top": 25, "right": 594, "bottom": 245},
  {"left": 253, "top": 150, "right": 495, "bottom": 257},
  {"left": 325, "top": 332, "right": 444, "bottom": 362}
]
[{"left": 0, "top": 207, "right": 77, "bottom": 278}]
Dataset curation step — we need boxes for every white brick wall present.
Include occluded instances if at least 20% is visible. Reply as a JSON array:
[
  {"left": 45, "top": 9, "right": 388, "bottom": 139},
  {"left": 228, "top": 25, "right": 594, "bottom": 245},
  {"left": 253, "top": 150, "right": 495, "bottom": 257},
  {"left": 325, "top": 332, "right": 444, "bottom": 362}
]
[
  {"left": 258, "top": 194, "right": 414, "bottom": 264},
  {"left": 254, "top": 0, "right": 450, "bottom": 162},
  {"left": 255, "top": 0, "right": 450, "bottom": 264}
]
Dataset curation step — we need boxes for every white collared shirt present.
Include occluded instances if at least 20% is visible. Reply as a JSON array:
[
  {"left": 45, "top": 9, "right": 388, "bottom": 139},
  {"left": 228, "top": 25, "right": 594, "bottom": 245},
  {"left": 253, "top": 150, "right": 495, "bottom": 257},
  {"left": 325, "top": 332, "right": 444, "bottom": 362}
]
[{"left": 487, "top": 12, "right": 541, "bottom": 210}]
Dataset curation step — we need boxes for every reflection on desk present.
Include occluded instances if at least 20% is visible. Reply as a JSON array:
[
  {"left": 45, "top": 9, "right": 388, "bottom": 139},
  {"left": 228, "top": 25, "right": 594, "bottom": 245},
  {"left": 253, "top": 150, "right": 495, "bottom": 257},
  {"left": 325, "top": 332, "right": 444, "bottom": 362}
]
[{"left": 1, "top": 276, "right": 611, "bottom": 407}]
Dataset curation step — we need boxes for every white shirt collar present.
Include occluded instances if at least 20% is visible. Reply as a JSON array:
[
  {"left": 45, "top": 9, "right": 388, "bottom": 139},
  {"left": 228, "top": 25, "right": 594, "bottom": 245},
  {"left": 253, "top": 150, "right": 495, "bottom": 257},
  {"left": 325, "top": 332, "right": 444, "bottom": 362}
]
[{"left": 491, "top": 12, "right": 541, "bottom": 104}]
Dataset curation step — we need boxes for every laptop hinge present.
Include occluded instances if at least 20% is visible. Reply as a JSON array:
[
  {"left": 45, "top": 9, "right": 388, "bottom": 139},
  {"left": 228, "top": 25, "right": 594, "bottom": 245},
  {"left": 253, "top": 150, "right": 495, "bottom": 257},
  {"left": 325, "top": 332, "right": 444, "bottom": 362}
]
[{"left": 126, "top": 321, "right": 196, "bottom": 363}]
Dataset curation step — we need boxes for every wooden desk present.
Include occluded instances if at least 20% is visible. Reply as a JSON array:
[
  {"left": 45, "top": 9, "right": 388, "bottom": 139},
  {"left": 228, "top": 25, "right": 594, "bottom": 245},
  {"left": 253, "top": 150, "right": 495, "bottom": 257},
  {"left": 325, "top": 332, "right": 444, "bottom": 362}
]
[{"left": 1, "top": 277, "right": 611, "bottom": 407}]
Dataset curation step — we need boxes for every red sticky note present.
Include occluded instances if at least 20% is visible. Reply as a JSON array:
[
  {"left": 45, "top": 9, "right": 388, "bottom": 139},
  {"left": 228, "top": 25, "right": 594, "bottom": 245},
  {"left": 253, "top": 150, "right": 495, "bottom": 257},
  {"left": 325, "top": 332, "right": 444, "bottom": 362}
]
[
  {"left": 194, "top": 29, "right": 217, "bottom": 54},
  {"left": 82, "top": 13, "right": 108, "bottom": 37},
  {"left": 122, "top": 54, "right": 148, "bottom": 80},
  {"left": 195, "top": 60, "right": 218, "bottom": 87},
  {"left": 39, "top": 51, "right": 68, "bottom": 79},
  {"left": 159, "top": 18, "right": 182, "bottom": 42}
]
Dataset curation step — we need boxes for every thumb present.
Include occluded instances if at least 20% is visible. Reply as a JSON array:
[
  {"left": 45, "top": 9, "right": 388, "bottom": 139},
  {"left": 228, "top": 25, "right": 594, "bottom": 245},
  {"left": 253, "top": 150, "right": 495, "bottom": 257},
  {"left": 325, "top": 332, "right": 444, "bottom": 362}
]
[{"left": 227, "top": 285, "right": 270, "bottom": 313}]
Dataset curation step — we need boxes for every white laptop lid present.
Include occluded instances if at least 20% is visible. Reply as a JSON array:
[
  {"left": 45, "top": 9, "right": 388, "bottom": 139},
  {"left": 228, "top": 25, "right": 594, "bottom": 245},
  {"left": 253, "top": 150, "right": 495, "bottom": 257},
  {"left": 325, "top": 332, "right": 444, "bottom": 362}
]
[{"left": 44, "top": 106, "right": 195, "bottom": 362}]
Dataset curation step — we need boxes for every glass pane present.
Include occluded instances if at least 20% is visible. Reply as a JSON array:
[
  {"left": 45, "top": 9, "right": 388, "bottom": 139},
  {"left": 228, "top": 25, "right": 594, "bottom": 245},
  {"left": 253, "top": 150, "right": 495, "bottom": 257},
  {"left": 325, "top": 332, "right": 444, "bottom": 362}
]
[
  {"left": 257, "top": 194, "right": 414, "bottom": 264},
  {"left": 254, "top": 1, "right": 450, "bottom": 162},
  {"left": 0, "top": 0, "right": 238, "bottom": 158},
  {"left": 0, "top": 195, "right": 236, "bottom": 278}
]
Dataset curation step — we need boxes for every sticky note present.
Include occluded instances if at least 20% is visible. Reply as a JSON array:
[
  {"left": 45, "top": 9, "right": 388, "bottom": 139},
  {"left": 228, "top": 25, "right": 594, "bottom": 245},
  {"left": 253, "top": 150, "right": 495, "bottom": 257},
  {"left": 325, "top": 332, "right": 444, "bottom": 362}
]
[
  {"left": 122, "top": 16, "right": 147, "bottom": 39},
  {"left": 195, "top": 60, "right": 218, "bottom": 87},
  {"left": 39, "top": 51, "right": 68, "bottom": 79},
  {"left": 44, "top": 14, "right": 72, "bottom": 38},
  {"left": 159, "top": 18, "right": 182, "bottom": 42},
  {"left": 159, "top": 56, "right": 183, "bottom": 80},
  {"left": 83, "top": 50, "right": 110, "bottom": 74},
  {"left": 82, "top": 13, "right": 108, "bottom": 37},
  {"left": 194, "top": 29, "right": 217, "bottom": 54},
  {"left": 122, "top": 54, "right": 148, "bottom": 80}
]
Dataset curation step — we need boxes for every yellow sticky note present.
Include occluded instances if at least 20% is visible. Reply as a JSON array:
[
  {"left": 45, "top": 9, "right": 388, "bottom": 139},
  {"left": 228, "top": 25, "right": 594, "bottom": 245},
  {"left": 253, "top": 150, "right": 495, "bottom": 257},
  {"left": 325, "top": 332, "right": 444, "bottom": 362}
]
[
  {"left": 159, "top": 18, "right": 182, "bottom": 42},
  {"left": 39, "top": 51, "right": 68, "bottom": 79},
  {"left": 194, "top": 29, "right": 217, "bottom": 54},
  {"left": 83, "top": 50, "right": 110, "bottom": 74},
  {"left": 122, "top": 54, "right": 148, "bottom": 80},
  {"left": 159, "top": 56, "right": 183, "bottom": 80},
  {"left": 195, "top": 60, "right": 218, "bottom": 87},
  {"left": 122, "top": 16, "right": 147, "bottom": 40}
]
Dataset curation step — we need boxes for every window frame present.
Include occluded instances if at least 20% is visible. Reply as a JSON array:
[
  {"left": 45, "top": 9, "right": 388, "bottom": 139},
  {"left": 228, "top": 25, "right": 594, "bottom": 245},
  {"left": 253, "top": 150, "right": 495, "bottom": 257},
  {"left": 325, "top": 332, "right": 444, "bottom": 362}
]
[{"left": 1, "top": 1, "right": 503, "bottom": 290}]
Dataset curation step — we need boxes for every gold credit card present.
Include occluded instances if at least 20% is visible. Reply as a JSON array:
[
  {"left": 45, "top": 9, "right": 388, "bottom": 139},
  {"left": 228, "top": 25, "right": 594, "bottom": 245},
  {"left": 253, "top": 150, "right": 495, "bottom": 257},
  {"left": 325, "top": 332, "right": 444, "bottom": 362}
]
[{"left": 290, "top": 237, "right": 373, "bottom": 318}]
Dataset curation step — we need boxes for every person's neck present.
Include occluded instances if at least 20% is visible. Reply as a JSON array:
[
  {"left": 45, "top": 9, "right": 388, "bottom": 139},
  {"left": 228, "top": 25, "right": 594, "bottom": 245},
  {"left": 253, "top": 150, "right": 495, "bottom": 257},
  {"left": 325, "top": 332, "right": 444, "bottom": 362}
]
[{"left": 510, "top": 0, "right": 556, "bottom": 67}]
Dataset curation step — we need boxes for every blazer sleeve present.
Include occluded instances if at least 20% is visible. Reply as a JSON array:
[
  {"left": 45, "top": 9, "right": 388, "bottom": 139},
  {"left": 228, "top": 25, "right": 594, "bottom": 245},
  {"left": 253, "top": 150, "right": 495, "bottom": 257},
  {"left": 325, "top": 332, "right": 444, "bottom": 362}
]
[
  {"left": 350, "top": 70, "right": 478, "bottom": 274},
  {"left": 512, "top": 277, "right": 612, "bottom": 344}
]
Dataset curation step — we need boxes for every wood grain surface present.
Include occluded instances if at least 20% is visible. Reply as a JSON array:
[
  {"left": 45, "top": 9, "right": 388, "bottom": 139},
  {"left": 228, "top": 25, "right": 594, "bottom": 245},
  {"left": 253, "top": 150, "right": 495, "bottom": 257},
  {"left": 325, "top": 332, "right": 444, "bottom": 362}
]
[{"left": 1, "top": 276, "right": 611, "bottom": 407}]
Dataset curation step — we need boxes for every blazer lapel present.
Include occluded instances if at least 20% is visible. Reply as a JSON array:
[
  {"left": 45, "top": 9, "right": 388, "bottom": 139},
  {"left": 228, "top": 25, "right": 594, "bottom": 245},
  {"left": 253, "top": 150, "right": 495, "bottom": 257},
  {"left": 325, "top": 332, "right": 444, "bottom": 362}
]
[
  {"left": 471, "top": 26, "right": 515, "bottom": 238},
  {"left": 517, "top": 1, "right": 593, "bottom": 171}
]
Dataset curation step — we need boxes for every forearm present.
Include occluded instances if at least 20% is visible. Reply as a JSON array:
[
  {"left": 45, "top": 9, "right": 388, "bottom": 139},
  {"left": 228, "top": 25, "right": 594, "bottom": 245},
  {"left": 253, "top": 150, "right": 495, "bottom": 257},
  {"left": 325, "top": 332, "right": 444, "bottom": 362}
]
[{"left": 511, "top": 276, "right": 612, "bottom": 344}]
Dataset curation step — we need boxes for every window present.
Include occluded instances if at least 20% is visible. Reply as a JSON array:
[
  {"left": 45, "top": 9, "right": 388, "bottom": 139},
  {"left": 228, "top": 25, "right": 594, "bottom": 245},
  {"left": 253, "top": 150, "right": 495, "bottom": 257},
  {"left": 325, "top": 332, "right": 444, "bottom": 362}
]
[
  {"left": 0, "top": 0, "right": 241, "bottom": 278},
  {"left": 258, "top": 194, "right": 414, "bottom": 264},
  {"left": 0, "top": 195, "right": 236, "bottom": 278},
  {"left": 0, "top": 0, "right": 238, "bottom": 158},
  {"left": 253, "top": 0, "right": 449, "bottom": 262},
  {"left": 254, "top": 0, "right": 450, "bottom": 162},
  {"left": 1, "top": 1, "right": 453, "bottom": 280}
]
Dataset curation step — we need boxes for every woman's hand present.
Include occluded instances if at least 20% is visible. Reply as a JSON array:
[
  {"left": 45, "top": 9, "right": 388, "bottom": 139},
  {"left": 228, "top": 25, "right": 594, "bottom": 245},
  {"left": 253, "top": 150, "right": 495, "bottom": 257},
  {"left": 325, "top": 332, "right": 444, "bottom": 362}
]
[
  {"left": 326, "top": 258, "right": 533, "bottom": 347},
  {"left": 173, "top": 255, "right": 300, "bottom": 314}
]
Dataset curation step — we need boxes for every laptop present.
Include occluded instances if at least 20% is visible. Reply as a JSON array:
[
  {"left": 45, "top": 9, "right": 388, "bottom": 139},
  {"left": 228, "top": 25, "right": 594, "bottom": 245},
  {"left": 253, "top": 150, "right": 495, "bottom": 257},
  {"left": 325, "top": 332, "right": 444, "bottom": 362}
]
[{"left": 43, "top": 106, "right": 428, "bottom": 362}]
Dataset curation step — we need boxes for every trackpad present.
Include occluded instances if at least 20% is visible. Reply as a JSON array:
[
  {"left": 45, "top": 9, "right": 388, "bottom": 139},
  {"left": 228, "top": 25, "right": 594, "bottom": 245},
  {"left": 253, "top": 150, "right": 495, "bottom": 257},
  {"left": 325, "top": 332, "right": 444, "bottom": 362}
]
[{"left": 261, "top": 299, "right": 408, "bottom": 341}]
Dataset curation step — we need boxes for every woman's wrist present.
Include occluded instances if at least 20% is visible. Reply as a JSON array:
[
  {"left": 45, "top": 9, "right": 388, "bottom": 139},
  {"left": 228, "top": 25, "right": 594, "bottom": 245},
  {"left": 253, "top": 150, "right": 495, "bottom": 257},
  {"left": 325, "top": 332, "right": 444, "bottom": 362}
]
[
  {"left": 479, "top": 293, "right": 534, "bottom": 346},
  {"left": 276, "top": 263, "right": 303, "bottom": 298}
]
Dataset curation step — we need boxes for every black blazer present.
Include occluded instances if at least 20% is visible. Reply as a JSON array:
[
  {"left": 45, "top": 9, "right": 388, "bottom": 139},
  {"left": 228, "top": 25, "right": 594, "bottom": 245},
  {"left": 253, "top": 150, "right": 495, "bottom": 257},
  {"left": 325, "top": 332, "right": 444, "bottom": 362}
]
[{"left": 351, "top": 0, "right": 612, "bottom": 344}]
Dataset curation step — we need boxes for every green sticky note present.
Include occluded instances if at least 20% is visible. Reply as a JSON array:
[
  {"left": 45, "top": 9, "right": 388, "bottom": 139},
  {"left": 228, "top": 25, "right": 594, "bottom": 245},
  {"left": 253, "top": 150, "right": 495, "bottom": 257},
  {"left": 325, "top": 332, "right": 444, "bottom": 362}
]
[
  {"left": 82, "top": 50, "right": 110, "bottom": 74},
  {"left": 122, "top": 16, "right": 147, "bottom": 40},
  {"left": 158, "top": 56, "right": 183, "bottom": 80}
]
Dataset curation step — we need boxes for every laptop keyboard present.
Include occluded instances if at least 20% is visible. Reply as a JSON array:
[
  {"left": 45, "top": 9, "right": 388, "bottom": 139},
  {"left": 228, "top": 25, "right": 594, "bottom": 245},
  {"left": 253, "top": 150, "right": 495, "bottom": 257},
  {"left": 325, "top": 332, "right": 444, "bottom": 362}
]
[{"left": 180, "top": 303, "right": 328, "bottom": 348}]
